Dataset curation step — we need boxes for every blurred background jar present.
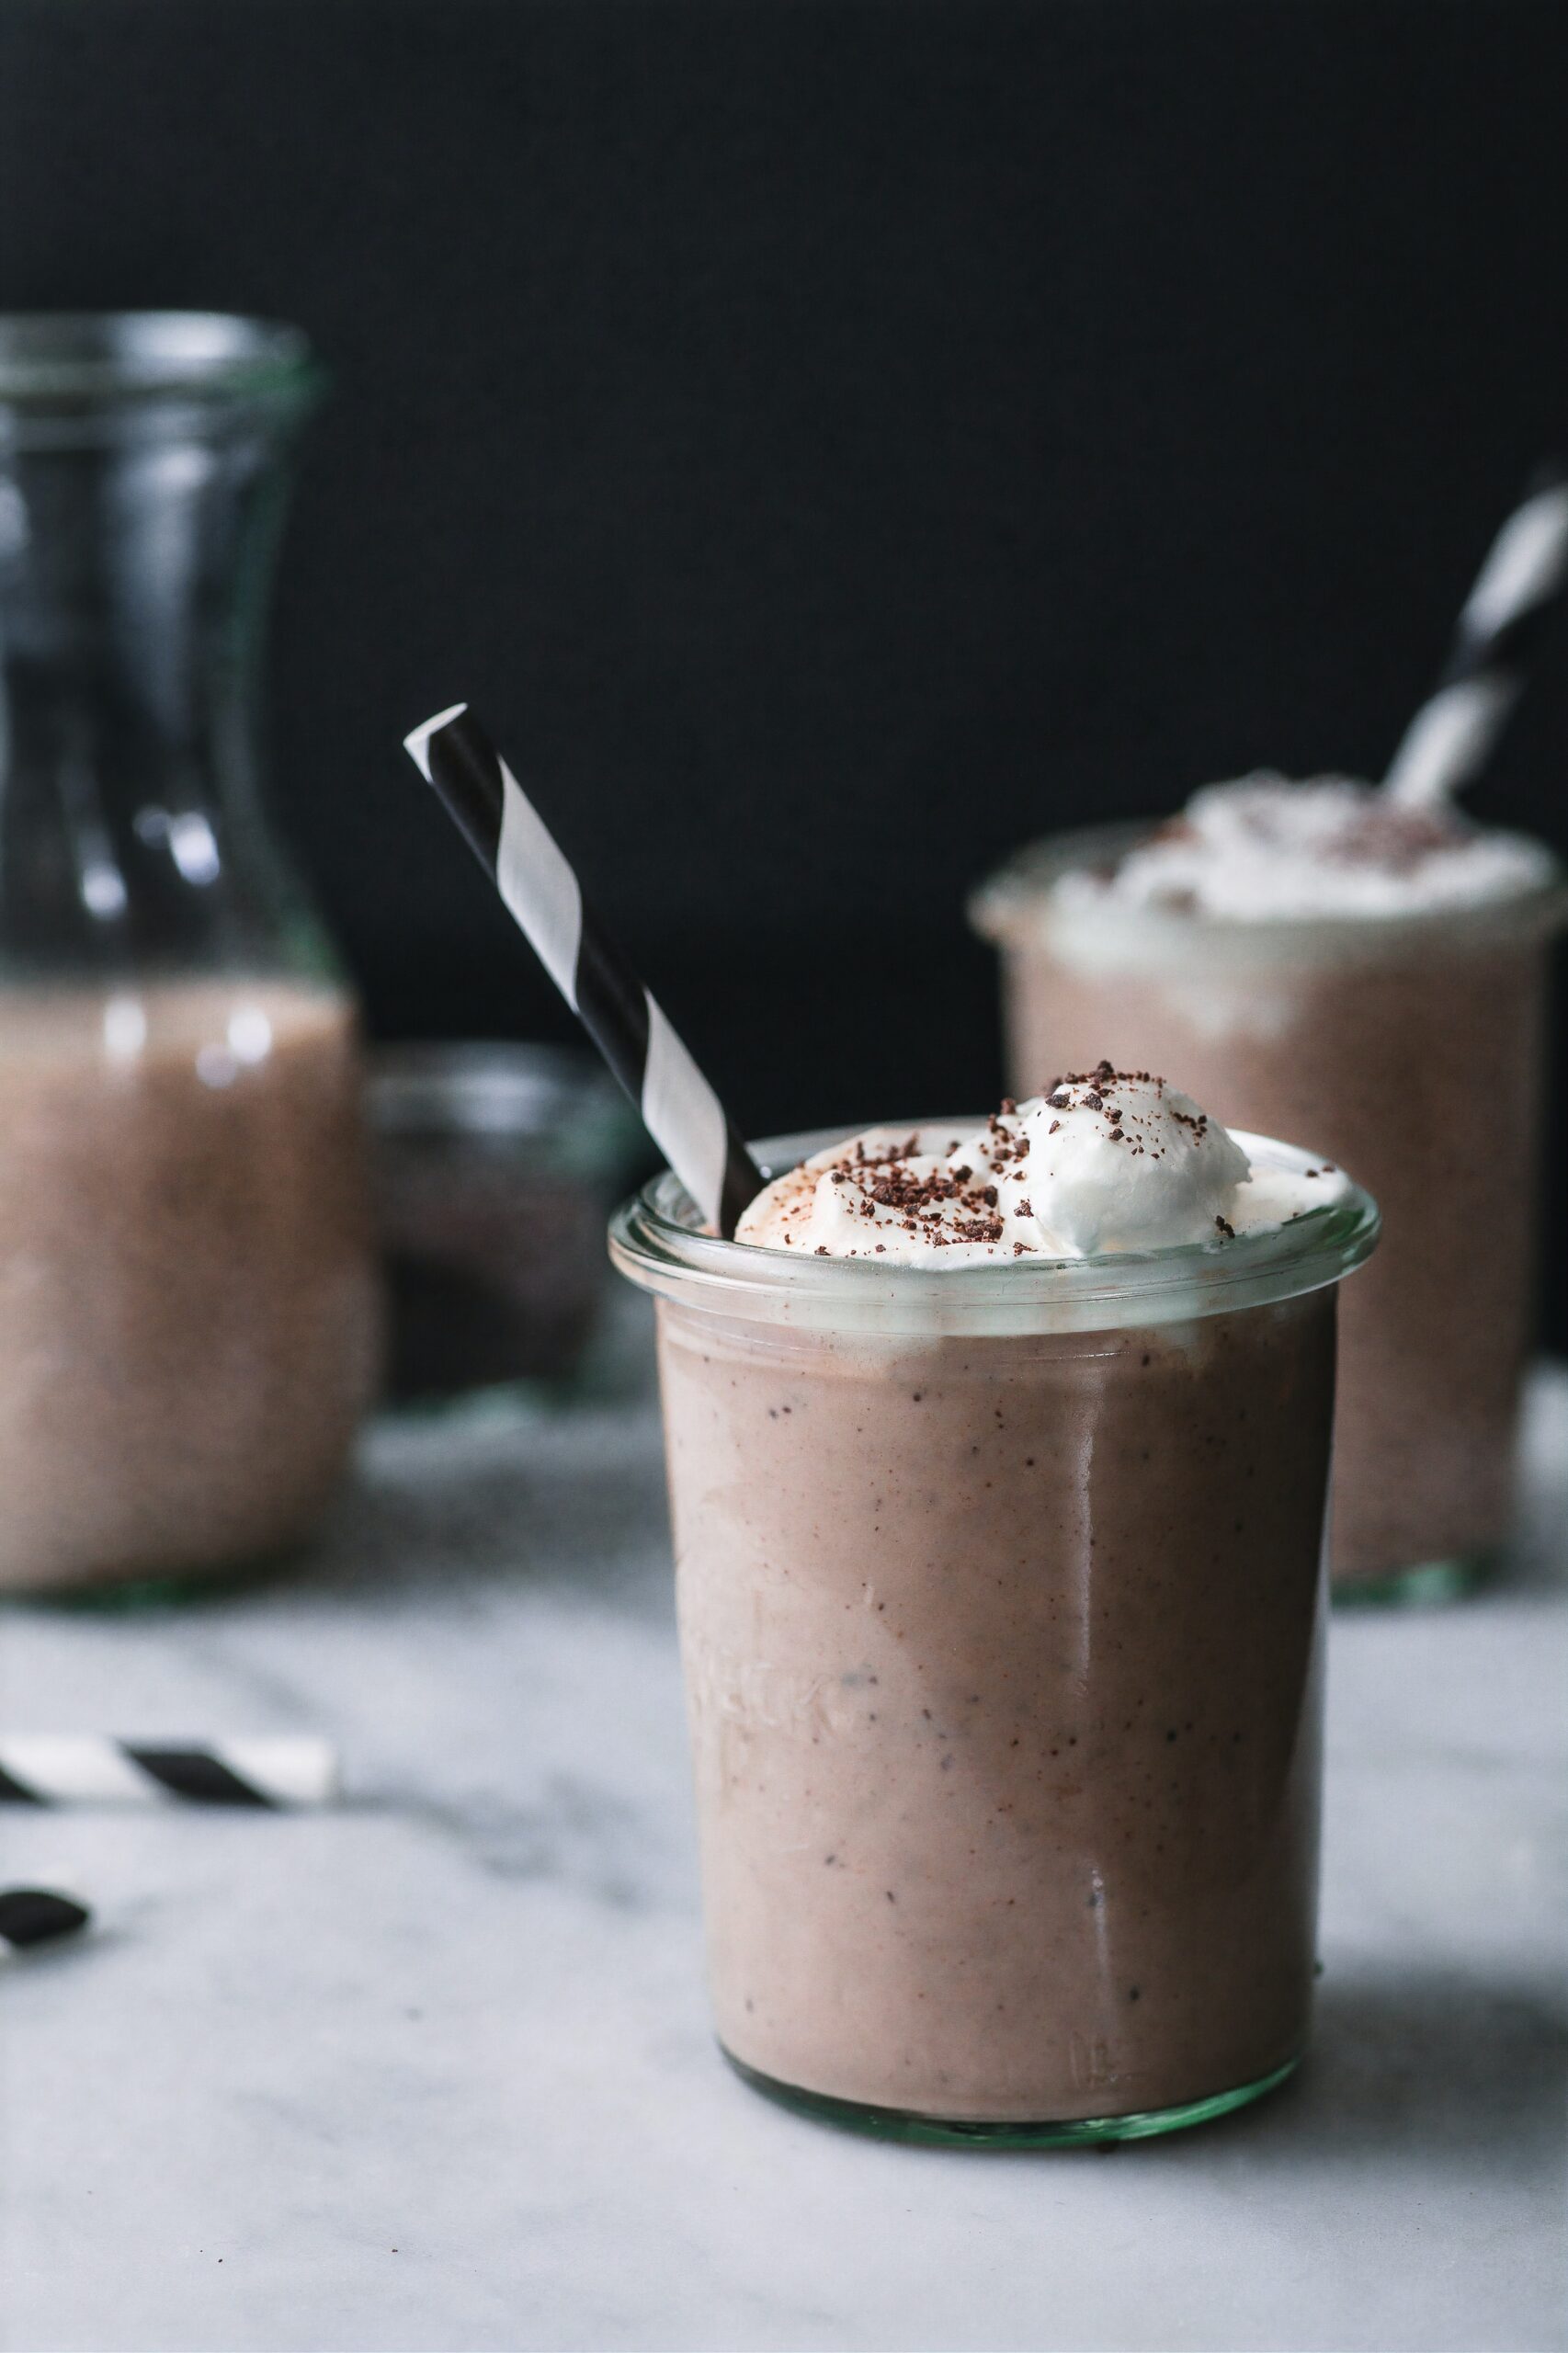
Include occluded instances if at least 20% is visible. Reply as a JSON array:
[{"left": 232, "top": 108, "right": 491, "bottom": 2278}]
[
  {"left": 0, "top": 313, "right": 379, "bottom": 1595},
  {"left": 369, "top": 1043, "right": 639, "bottom": 1409},
  {"left": 971, "top": 823, "right": 1568, "bottom": 1601}
]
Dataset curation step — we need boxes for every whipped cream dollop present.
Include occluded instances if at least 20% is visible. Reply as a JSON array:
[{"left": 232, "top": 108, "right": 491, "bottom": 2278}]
[
  {"left": 1053, "top": 773, "right": 1555, "bottom": 922},
  {"left": 737, "top": 1066, "right": 1347, "bottom": 1265}
]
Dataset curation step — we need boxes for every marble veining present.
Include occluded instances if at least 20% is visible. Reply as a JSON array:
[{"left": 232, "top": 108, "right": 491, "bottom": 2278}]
[{"left": 1, "top": 1318, "right": 1563, "bottom": 2353}]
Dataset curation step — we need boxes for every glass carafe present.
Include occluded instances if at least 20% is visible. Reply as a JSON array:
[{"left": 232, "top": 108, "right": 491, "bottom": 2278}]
[{"left": 0, "top": 313, "right": 379, "bottom": 1594}]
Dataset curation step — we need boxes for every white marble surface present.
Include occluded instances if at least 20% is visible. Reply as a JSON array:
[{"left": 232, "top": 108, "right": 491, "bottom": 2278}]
[{"left": 2, "top": 1313, "right": 1564, "bottom": 2353}]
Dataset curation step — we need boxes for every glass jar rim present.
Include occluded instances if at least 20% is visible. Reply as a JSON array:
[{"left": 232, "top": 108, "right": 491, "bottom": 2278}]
[
  {"left": 971, "top": 820, "right": 1568, "bottom": 967},
  {"left": 609, "top": 1121, "right": 1381, "bottom": 1336},
  {"left": 0, "top": 312, "right": 324, "bottom": 411}
]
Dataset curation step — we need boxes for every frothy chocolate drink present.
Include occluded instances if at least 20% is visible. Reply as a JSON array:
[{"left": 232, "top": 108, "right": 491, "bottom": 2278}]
[
  {"left": 973, "top": 775, "right": 1566, "bottom": 1589},
  {"left": 617, "top": 1080, "right": 1374, "bottom": 2136},
  {"left": 0, "top": 979, "right": 379, "bottom": 1591}
]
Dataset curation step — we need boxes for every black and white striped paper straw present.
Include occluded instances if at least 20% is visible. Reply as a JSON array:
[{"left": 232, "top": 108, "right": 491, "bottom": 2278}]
[
  {"left": 404, "top": 704, "right": 764, "bottom": 1236},
  {"left": 0, "top": 1888, "right": 91, "bottom": 1949},
  {"left": 0, "top": 1738, "right": 337, "bottom": 1808},
  {"left": 1385, "top": 463, "right": 1568, "bottom": 807}
]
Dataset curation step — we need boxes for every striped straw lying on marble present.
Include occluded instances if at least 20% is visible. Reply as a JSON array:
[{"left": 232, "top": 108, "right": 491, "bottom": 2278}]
[
  {"left": 0, "top": 1887, "right": 92, "bottom": 1949},
  {"left": 1385, "top": 461, "right": 1568, "bottom": 806},
  {"left": 0, "top": 1738, "right": 338, "bottom": 1808},
  {"left": 404, "top": 703, "right": 763, "bottom": 1238}
]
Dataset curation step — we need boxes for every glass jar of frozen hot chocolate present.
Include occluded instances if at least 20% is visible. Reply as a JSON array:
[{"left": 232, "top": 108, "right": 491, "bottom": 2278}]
[
  {"left": 0, "top": 314, "right": 379, "bottom": 1592},
  {"left": 612, "top": 1090, "right": 1378, "bottom": 2145},
  {"left": 971, "top": 781, "right": 1568, "bottom": 1600}
]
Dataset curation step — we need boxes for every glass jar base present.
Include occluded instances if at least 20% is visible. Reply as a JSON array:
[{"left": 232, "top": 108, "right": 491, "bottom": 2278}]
[
  {"left": 8, "top": 1531, "right": 316, "bottom": 1613},
  {"left": 1332, "top": 1552, "right": 1491, "bottom": 1609},
  {"left": 722, "top": 2046, "right": 1301, "bottom": 2149}
]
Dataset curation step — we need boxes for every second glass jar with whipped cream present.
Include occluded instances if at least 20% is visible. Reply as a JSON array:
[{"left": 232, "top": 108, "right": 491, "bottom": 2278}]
[
  {"left": 972, "top": 778, "right": 1568, "bottom": 1599},
  {"left": 612, "top": 1075, "right": 1379, "bottom": 2144}
]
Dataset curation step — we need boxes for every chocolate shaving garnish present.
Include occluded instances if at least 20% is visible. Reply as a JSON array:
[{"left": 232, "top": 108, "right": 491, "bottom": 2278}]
[
  {"left": 1322, "top": 801, "right": 1463, "bottom": 871},
  {"left": 1214, "top": 1215, "right": 1234, "bottom": 1238},
  {"left": 953, "top": 1214, "right": 1005, "bottom": 1245}
]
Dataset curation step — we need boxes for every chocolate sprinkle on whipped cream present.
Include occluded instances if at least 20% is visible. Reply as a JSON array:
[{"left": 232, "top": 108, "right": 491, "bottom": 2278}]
[
  {"left": 737, "top": 1066, "right": 1350, "bottom": 1264},
  {"left": 1052, "top": 773, "right": 1555, "bottom": 922}
]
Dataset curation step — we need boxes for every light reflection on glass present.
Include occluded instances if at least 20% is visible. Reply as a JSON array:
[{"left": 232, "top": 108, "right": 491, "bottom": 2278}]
[
  {"left": 227, "top": 1006, "right": 273, "bottom": 1064},
  {"left": 167, "top": 813, "right": 222, "bottom": 887},
  {"left": 102, "top": 994, "right": 148, "bottom": 1061},
  {"left": 82, "top": 862, "right": 129, "bottom": 919},
  {"left": 131, "top": 806, "right": 223, "bottom": 888}
]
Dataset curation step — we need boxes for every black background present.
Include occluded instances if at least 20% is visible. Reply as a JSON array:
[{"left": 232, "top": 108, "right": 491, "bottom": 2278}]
[{"left": 2, "top": 0, "right": 1566, "bottom": 1324}]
